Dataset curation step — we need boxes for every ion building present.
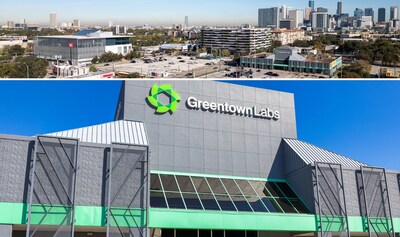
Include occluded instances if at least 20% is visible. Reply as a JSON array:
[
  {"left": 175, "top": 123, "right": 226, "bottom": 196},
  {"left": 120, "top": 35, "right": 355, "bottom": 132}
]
[
  {"left": 241, "top": 46, "right": 342, "bottom": 76},
  {"left": 0, "top": 81, "right": 399, "bottom": 237},
  {"left": 34, "top": 30, "right": 132, "bottom": 65}
]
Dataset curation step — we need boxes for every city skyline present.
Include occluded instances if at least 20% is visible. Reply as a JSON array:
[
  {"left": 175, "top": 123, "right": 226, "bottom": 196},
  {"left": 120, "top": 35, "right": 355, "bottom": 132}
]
[{"left": 1, "top": 0, "right": 399, "bottom": 26}]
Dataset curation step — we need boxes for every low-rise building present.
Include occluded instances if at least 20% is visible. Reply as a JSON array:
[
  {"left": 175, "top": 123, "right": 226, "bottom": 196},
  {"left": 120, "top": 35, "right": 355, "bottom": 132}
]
[
  {"left": 271, "top": 29, "right": 305, "bottom": 45},
  {"left": 34, "top": 30, "right": 132, "bottom": 65},
  {"left": 240, "top": 45, "right": 342, "bottom": 76},
  {"left": 201, "top": 27, "right": 271, "bottom": 54}
]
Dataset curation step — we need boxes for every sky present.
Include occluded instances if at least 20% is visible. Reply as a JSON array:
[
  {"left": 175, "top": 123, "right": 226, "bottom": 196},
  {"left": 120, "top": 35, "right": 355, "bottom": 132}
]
[
  {"left": 1, "top": 0, "right": 399, "bottom": 26},
  {"left": 0, "top": 80, "right": 400, "bottom": 171}
]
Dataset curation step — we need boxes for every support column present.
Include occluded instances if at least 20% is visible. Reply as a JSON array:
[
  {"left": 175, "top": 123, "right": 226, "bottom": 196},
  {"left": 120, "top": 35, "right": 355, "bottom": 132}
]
[{"left": 0, "top": 225, "right": 12, "bottom": 237}]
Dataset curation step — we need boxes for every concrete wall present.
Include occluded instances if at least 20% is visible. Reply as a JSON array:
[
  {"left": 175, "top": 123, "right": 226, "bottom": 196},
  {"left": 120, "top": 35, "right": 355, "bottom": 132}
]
[{"left": 118, "top": 80, "right": 297, "bottom": 179}]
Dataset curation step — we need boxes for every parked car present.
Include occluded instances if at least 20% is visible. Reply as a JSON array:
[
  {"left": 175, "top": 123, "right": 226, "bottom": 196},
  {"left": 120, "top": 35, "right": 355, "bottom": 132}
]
[
  {"left": 179, "top": 60, "right": 185, "bottom": 63},
  {"left": 177, "top": 57, "right": 182, "bottom": 59},
  {"left": 130, "top": 60, "right": 136, "bottom": 63},
  {"left": 104, "top": 63, "right": 110, "bottom": 66}
]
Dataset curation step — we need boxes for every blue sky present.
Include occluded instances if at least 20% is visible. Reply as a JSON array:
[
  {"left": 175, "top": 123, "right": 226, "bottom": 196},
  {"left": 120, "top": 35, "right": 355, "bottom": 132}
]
[
  {"left": 1, "top": 0, "right": 399, "bottom": 26},
  {"left": 0, "top": 80, "right": 400, "bottom": 170}
]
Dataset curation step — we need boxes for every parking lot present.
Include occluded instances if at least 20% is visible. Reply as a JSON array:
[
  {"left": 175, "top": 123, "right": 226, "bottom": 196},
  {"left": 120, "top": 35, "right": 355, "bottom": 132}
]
[
  {"left": 96, "top": 55, "right": 223, "bottom": 78},
  {"left": 205, "top": 67, "right": 330, "bottom": 79}
]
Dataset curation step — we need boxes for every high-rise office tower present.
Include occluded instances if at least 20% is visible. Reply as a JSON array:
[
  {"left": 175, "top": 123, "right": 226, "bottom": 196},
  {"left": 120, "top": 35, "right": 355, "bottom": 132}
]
[
  {"left": 185, "top": 16, "right": 189, "bottom": 27},
  {"left": 73, "top": 19, "right": 80, "bottom": 29},
  {"left": 288, "top": 9, "right": 303, "bottom": 28},
  {"left": 305, "top": 7, "right": 311, "bottom": 21},
  {"left": 6, "top": 21, "right": 15, "bottom": 28},
  {"left": 354, "top": 8, "right": 364, "bottom": 19},
  {"left": 309, "top": 0, "right": 315, "bottom": 11},
  {"left": 378, "top": 8, "right": 386, "bottom": 22},
  {"left": 390, "top": 6, "right": 399, "bottom": 20},
  {"left": 49, "top": 12, "right": 57, "bottom": 28},
  {"left": 337, "top": 2, "right": 343, "bottom": 15},
  {"left": 312, "top": 11, "right": 328, "bottom": 31},
  {"left": 364, "top": 8, "right": 374, "bottom": 23},
  {"left": 280, "top": 5, "right": 287, "bottom": 19},
  {"left": 108, "top": 21, "right": 113, "bottom": 28},
  {"left": 258, "top": 7, "right": 280, "bottom": 28}
]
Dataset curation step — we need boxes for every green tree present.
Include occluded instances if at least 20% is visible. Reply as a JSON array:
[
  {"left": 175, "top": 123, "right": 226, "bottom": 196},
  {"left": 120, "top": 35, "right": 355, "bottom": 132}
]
[
  {"left": 0, "top": 63, "right": 15, "bottom": 78},
  {"left": 10, "top": 57, "right": 48, "bottom": 78},
  {"left": 91, "top": 55, "right": 99, "bottom": 64},
  {"left": 7, "top": 45, "right": 26, "bottom": 56},
  {"left": 89, "top": 65, "right": 98, "bottom": 72}
]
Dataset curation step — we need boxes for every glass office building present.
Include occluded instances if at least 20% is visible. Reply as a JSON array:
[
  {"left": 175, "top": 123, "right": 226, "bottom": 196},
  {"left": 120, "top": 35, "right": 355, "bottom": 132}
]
[
  {"left": 0, "top": 81, "right": 399, "bottom": 237},
  {"left": 34, "top": 30, "right": 132, "bottom": 65}
]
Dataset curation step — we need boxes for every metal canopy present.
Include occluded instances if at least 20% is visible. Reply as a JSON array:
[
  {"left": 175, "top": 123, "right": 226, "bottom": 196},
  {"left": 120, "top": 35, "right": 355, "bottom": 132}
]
[
  {"left": 46, "top": 120, "right": 148, "bottom": 146},
  {"left": 26, "top": 135, "right": 79, "bottom": 237},
  {"left": 358, "top": 166, "right": 395, "bottom": 237},
  {"left": 284, "top": 138, "right": 366, "bottom": 168},
  {"left": 106, "top": 143, "right": 149, "bottom": 237},
  {"left": 314, "top": 162, "right": 350, "bottom": 237}
]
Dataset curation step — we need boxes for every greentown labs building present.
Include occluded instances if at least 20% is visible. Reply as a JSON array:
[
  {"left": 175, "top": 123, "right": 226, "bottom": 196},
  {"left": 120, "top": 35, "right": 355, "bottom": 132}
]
[{"left": 0, "top": 81, "right": 399, "bottom": 237}]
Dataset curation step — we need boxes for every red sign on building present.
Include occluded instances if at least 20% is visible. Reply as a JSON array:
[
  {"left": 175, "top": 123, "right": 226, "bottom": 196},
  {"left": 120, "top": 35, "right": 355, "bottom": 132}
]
[{"left": 68, "top": 42, "right": 74, "bottom": 48}]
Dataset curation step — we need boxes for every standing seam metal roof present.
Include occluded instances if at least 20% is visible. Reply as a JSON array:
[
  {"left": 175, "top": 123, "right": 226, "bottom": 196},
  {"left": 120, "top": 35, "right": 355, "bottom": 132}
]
[
  {"left": 46, "top": 120, "right": 148, "bottom": 146},
  {"left": 283, "top": 138, "right": 367, "bottom": 167}
]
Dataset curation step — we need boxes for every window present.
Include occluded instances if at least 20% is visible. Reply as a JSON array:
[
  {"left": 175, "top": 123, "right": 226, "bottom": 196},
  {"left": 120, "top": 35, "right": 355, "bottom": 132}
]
[{"left": 150, "top": 173, "right": 310, "bottom": 214}]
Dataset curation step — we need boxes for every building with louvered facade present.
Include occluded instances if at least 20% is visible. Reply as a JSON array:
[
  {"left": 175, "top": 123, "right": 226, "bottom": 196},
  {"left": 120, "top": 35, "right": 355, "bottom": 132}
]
[
  {"left": 201, "top": 27, "right": 271, "bottom": 54},
  {"left": 0, "top": 81, "right": 399, "bottom": 237}
]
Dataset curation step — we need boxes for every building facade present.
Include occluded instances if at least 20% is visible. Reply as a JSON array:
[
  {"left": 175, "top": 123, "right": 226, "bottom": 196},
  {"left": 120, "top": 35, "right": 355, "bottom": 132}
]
[
  {"left": 34, "top": 30, "right": 132, "bottom": 65},
  {"left": 271, "top": 30, "right": 305, "bottom": 45},
  {"left": 201, "top": 27, "right": 271, "bottom": 54},
  {"left": 0, "top": 81, "right": 399, "bottom": 237},
  {"left": 311, "top": 11, "right": 329, "bottom": 32},
  {"left": 258, "top": 8, "right": 280, "bottom": 28},
  {"left": 49, "top": 12, "right": 57, "bottom": 28}
]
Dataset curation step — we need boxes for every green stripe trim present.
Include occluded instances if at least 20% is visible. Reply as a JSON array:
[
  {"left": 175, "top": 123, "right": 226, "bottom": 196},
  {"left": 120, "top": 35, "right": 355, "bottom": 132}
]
[
  {"left": 150, "top": 170, "right": 286, "bottom": 183},
  {"left": 0, "top": 202, "right": 399, "bottom": 233}
]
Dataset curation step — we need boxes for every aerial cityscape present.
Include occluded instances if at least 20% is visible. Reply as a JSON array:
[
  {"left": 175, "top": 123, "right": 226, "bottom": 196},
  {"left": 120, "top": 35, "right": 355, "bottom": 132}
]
[{"left": 0, "top": 0, "right": 399, "bottom": 78}]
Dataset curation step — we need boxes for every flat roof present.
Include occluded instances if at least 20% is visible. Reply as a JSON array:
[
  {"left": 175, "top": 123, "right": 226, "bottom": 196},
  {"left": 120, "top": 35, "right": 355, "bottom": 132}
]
[{"left": 36, "top": 35, "right": 130, "bottom": 39}]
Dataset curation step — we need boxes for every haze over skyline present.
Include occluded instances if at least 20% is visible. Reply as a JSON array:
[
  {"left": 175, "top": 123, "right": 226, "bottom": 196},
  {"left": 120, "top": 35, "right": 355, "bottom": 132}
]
[{"left": 1, "top": 0, "right": 399, "bottom": 26}]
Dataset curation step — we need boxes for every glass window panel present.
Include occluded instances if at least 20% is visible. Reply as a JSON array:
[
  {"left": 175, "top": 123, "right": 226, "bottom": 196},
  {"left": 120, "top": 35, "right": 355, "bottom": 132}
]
[
  {"left": 160, "top": 174, "right": 180, "bottom": 192},
  {"left": 176, "top": 229, "right": 197, "bottom": 237},
  {"left": 249, "top": 181, "right": 272, "bottom": 197},
  {"left": 214, "top": 195, "right": 237, "bottom": 211},
  {"left": 150, "top": 191, "right": 167, "bottom": 208},
  {"left": 200, "top": 230, "right": 211, "bottom": 237},
  {"left": 246, "top": 231, "right": 257, "bottom": 237},
  {"left": 198, "top": 194, "right": 220, "bottom": 210},
  {"left": 182, "top": 193, "right": 203, "bottom": 210},
  {"left": 275, "top": 198, "right": 297, "bottom": 213},
  {"left": 207, "top": 178, "right": 228, "bottom": 195},
  {"left": 231, "top": 196, "right": 253, "bottom": 212},
  {"left": 213, "top": 230, "right": 224, "bottom": 237},
  {"left": 192, "top": 177, "right": 212, "bottom": 194},
  {"left": 265, "top": 182, "right": 285, "bottom": 197},
  {"left": 236, "top": 180, "right": 258, "bottom": 197},
  {"left": 261, "top": 197, "right": 282, "bottom": 212},
  {"left": 226, "top": 231, "right": 245, "bottom": 237},
  {"left": 221, "top": 179, "right": 242, "bottom": 195},
  {"left": 247, "top": 196, "right": 269, "bottom": 212},
  {"left": 150, "top": 174, "right": 163, "bottom": 191},
  {"left": 290, "top": 199, "right": 310, "bottom": 213},
  {"left": 275, "top": 182, "right": 297, "bottom": 198},
  {"left": 161, "top": 229, "right": 174, "bottom": 237},
  {"left": 165, "top": 192, "right": 185, "bottom": 209},
  {"left": 176, "top": 175, "right": 196, "bottom": 192}
]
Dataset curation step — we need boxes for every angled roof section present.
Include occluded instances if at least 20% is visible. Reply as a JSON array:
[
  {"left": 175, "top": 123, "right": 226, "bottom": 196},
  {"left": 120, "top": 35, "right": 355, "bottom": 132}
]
[
  {"left": 46, "top": 120, "right": 148, "bottom": 146},
  {"left": 283, "top": 138, "right": 366, "bottom": 169}
]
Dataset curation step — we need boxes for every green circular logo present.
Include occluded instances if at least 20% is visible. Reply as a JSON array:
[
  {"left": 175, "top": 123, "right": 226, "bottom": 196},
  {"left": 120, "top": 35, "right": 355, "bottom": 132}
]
[{"left": 147, "top": 84, "right": 181, "bottom": 114}]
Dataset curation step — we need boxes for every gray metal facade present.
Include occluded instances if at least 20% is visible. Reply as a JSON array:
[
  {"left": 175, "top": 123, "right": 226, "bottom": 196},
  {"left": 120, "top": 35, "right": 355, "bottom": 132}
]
[{"left": 115, "top": 80, "right": 297, "bottom": 179}]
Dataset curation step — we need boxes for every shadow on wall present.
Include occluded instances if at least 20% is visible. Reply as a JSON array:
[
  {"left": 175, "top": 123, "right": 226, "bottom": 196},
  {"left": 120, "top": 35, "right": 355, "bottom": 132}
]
[
  {"left": 267, "top": 140, "right": 285, "bottom": 180},
  {"left": 21, "top": 140, "right": 35, "bottom": 224}
]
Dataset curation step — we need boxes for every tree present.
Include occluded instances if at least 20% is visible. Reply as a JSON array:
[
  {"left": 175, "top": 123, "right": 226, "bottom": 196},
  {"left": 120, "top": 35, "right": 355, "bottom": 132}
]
[
  {"left": 10, "top": 57, "right": 48, "bottom": 78},
  {"left": 7, "top": 45, "right": 25, "bottom": 56},
  {"left": 91, "top": 55, "right": 99, "bottom": 64},
  {"left": 124, "top": 50, "right": 142, "bottom": 60},
  {"left": 0, "top": 63, "right": 15, "bottom": 78},
  {"left": 98, "top": 52, "right": 124, "bottom": 63},
  {"left": 267, "top": 41, "right": 282, "bottom": 52},
  {"left": 89, "top": 65, "right": 98, "bottom": 72},
  {"left": 127, "top": 72, "right": 142, "bottom": 78},
  {"left": 221, "top": 49, "right": 231, "bottom": 57}
]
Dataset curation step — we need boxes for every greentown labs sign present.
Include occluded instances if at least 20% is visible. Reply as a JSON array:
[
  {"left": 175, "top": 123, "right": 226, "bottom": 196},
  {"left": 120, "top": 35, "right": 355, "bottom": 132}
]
[{"left": 147, "top": 84, "right": 280, "bottom": 120}]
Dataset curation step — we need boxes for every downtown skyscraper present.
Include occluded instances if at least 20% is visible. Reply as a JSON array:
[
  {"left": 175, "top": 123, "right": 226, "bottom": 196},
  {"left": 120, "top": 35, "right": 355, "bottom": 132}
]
[
  {"left": 378, "top": 8, "right": 386, "bottom": 22},
  {"left": 49, "top": 12, "right": 57, "bottom": 28},
  {"left": 308, "top": 0, "right": 315, "bottom": 11},
  {"left": 390, "top": 6, "right": 399, "bottom": 20},
  {"left": 258, "top": 7, "right": 280, "bottom": 28},
  {"left": 337, "top": 2, "right": 343, "bottom": 15}
]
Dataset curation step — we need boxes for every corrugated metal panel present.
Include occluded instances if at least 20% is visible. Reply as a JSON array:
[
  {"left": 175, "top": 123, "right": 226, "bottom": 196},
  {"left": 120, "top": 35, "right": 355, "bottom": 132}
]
[
  {"left": 283, "top": 138, "right": 366, "bottom": 168},
  {"left": 46, "top": 120, "right": 148, "bottom": 146}
]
